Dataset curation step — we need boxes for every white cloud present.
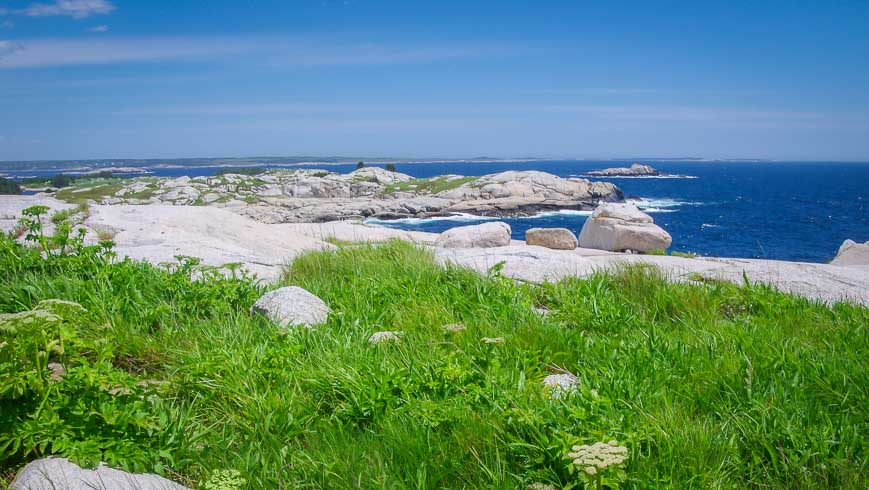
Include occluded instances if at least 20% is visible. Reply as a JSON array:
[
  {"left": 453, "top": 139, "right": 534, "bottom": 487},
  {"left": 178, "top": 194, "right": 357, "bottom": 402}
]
[
  {"left": 0, "top": 40, "right": 24, "bottom": 59},
  {"left": 0, "top": 36, "right": 512, "bottom": 69},
  {"left": 87, "top": 24, "right": 109, "bottom": 32},
  {"left": 22, "top": 0, "right": 115, "bottom": 19},
  {"left": 0, "top": 37, "right": 257, "bottom": 68}
]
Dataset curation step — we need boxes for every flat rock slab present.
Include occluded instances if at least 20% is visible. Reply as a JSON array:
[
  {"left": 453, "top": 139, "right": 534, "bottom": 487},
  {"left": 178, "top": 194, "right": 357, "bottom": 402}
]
[
  {"left": 87, "top": 204, "right": 336, "bottom": 280},
  {"left": 436, "top": 246, "right": 869, "bottom": 306},
  {"left": 251, "top": 286, "right": 331, "bottom": 328},
  {"left": 11, "top": 457, "right": 189, "bottom": 490}
]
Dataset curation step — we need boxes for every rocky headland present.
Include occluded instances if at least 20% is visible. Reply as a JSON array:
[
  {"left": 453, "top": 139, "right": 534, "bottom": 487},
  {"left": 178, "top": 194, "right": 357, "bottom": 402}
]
[{"left": 61, "top": 167, "right": 623, "bottom": 223}]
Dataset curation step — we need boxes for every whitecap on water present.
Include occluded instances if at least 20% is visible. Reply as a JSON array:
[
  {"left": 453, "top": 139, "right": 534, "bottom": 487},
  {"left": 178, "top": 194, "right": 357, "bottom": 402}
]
[{"left": 364, "top": 213, "right": 498, "bottom": 226}]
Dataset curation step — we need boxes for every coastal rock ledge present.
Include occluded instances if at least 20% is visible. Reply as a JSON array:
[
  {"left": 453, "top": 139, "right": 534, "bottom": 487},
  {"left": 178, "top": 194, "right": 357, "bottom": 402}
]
[{"left": 83, "top": 168, "right": 623, "bottom": 223}]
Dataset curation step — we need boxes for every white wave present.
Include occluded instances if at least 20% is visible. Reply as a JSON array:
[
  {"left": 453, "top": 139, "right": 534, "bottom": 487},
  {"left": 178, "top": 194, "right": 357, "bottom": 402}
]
[
  {"left": 364, "top": 213, "right": 497, "bottom": 226},
  {"left": 631, "top": 197, "right": 703, "bottom": 209},
  {"left": 574, "top": 174, "right": 698, "bottom": 179},
  {"left": 524, "top": 209, "right": 592, "bottom": 218},
  {"left": 638, "top": 207, "right": 678, "bottom": 213},
  {"left": 701, "top": 223, "right": 720, "bottom": 229}
]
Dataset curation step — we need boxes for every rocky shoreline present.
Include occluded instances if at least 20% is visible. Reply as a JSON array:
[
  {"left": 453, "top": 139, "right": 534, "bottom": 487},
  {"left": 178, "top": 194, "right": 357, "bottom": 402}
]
[
  {"left": 46, "top": 167, "right": 624, "bottom": 223},
  {"left": 1, "top": 194, "right": 868, "bottom": 306}
]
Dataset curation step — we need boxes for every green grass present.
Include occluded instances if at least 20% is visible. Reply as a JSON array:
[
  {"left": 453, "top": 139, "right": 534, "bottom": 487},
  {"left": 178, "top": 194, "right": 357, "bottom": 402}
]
[
  {"left": 383, "top": 176, "right": 477, "bottom": 195},
  {"left": 645, "top": 249, "right": 698, "bottom": 258},
  {"left": 1, "top": 233, "right": 866, "bottom": 488},
  {"left": 53, "top": 178, "right": 125, "bottom": 204}
]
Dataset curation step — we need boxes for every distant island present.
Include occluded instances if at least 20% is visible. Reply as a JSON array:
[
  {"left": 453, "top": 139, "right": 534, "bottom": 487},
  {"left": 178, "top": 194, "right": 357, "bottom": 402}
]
[{"left": 586, "top": 163, "right": 660, "bottom": 177}]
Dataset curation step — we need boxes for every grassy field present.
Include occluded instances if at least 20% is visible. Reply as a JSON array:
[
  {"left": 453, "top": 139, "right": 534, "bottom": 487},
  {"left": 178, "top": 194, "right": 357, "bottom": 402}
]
[
  {"left": 1, "top": 214, "right": 866, "bottom": 488},
  {"left": 383, "top": 176, "right": 477, "bottom": 195}
]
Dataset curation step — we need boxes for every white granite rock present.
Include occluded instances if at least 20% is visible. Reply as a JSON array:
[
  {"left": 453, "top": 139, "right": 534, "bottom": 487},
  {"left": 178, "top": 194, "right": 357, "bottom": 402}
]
[
  {"left": 578, "top": 203, "right": 671, "bottom": 252},
  {"left": 11, "top": 457, "right": 190, "bottom": 490},
  {"left": 525, "top": 227, "right": 578, "bottom": 250},
  {"left": 831, "top": 239, "right": 869, "bottom": 267},
  {"left": 250, "top": 286, "right": 331, "bottom": 328},
  {"left": 435, "top": 222, "right": 511, "bottom": 248}
]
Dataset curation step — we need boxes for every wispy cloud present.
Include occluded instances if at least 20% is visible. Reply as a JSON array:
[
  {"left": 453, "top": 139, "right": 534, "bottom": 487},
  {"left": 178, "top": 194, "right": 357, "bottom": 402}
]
[
  {"left": 110, "top": 102, "right": 868, "bottom": 131},
  {"left": 87, "top": 24, "right": 109, "bottom": 32},
  {"left": 0, "top": 36, "right": 513, "bottom": 69},
  {"left": 1, "top": 21, "right": 13, "bottom": 29},
  {"left": 0, "top": 37, "right": 257, "bottom": 68},
  {"left": 22, "top": 0, "right": 115, "bottom": 19},
  {"left": 0, "top": 40, "right": 24, "bottom": 59}
]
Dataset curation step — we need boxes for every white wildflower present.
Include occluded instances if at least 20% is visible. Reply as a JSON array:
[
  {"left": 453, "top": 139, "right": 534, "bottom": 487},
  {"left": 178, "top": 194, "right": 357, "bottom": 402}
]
[
  {"left": 47, "top": 362, "right": 66, "bottom": 383},
  {"left": 567, "top": 440, "right": 628, "bottom": 475},
  {"left": 368, "top": 331, "right": 402, "bottom": 344},
  {"left": 543, "top": 373, "right": 579, "bottom": 398},
  {"left": 528, "top": 483, "right": 556, "bottom": 490},
  {"left": 442, "top": 323, "right": 466, "bottom": 333},
  {"left": 481, "top": 337, "right": 505, "bottom": 344}
]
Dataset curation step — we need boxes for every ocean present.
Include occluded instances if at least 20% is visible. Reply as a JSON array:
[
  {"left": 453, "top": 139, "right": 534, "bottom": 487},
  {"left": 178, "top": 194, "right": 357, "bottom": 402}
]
[
  {"left": 6, "top": 160, "right": 868, "bottom": 263},
  {"left": 363, "top": 160, "right": 868, "bottom": 263}
]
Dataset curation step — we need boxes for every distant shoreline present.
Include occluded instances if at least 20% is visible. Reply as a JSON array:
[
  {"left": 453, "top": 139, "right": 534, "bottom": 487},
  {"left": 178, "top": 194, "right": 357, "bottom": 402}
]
[{"left": 9, "top": 156, "right": 868, "bottom": 173}]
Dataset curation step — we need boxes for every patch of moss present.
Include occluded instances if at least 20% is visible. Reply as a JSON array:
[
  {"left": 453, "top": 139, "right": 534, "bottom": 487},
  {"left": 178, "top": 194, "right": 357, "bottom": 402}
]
[{"left": 383, "top": 176, "right": 476, "bottom": 195}]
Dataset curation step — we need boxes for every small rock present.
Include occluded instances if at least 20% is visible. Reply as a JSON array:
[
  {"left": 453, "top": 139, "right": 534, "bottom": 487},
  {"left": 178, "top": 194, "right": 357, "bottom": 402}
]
[
  {"left": 442, "top": 323, "right": 466, "bottom": 332},
  {"left": 368, "top": 331, "right": 402, "bottom": 343},
  {"left": 250, "top": 286, "right": 331, "bottom": 328},
  {"left": 435, "top": 222, "right": 511, "bottom": 248},
  {"left": 525, "top": 227, "right": 577, "bottom": 250},
  {"left": 543, "top": 373, "right": 579, "bottom": 398},
  {"left": 11, "top": 457, "right": 190, "bottom": 490}
]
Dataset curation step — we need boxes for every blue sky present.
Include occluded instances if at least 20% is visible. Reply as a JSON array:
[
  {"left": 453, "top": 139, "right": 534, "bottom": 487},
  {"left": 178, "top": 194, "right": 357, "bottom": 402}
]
[{"left": 1, "top": 0, "right": 868, "bottom": 161}]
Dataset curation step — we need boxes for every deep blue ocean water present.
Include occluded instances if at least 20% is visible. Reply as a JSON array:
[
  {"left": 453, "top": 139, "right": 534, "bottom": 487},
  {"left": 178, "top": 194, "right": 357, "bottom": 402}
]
[
  {"left": 361, "top": 160, "right": 869, "bottom": 263},
  {"left": 6, "top": 160, "right": 867, "bottom": 263}
]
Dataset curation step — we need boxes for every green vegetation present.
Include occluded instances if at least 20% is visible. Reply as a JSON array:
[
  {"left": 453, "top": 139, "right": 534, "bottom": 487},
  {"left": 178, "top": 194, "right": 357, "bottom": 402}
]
[
  {"left": 645, "top": 248, "right": 698, "bottom": 258},
  {"left": 1, "top": 214, "right": 866, "bottom": 488},
  {"left": 19, "top": 172, "right": 116, "bottom": 190},
  {"left": 384, "top": 163, "right": 397, "bottom": 172},
  {"left": 356, "top": 161, "right": 365, "bottom": 169},
  {"left": 215, "top": 167, "right": 267, "bottom": 176},
  {"left": 53, "top": 177, "right": 125, "bottom": 205},
  {"left": 0, "top": 177, "right": 22, "bottom": 195},
  {"left": 383, "top": 175, "right": 477, "bottom": 195}
]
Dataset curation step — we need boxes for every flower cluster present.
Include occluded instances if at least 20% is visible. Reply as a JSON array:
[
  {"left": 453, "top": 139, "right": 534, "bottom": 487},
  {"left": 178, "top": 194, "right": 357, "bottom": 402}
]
[
  {"left": 567, "top": 440, "right": 628, "bottom": 475},
  {"left": 481, "top": 337, "right": 505, "bottom": 344},
  {"left": 368, "top": 331, "right": 402, "bottom": 344},
  {"left": 442, "top": 323, "right": 466, "bottom": 332}
]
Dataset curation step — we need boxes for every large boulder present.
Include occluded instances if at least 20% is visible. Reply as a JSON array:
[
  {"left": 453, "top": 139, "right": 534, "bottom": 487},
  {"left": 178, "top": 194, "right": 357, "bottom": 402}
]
[
  {"left": 578, "top": 203, "right": 672, "bottom": 252},
  {"left": 831, "top": 239, "right": 869, "bottom": 266},
  {"left": 434, "top": 222, "right": 511, "bottom": 248},
  {"left": 250, "top": 286, "right": 331, "bottom": 328},
  {"left": 525, "top": 227, "right": 578, "bottom": 250},
  {"left": 11, "top": 457, "right": 189, "bottom": 490}
]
